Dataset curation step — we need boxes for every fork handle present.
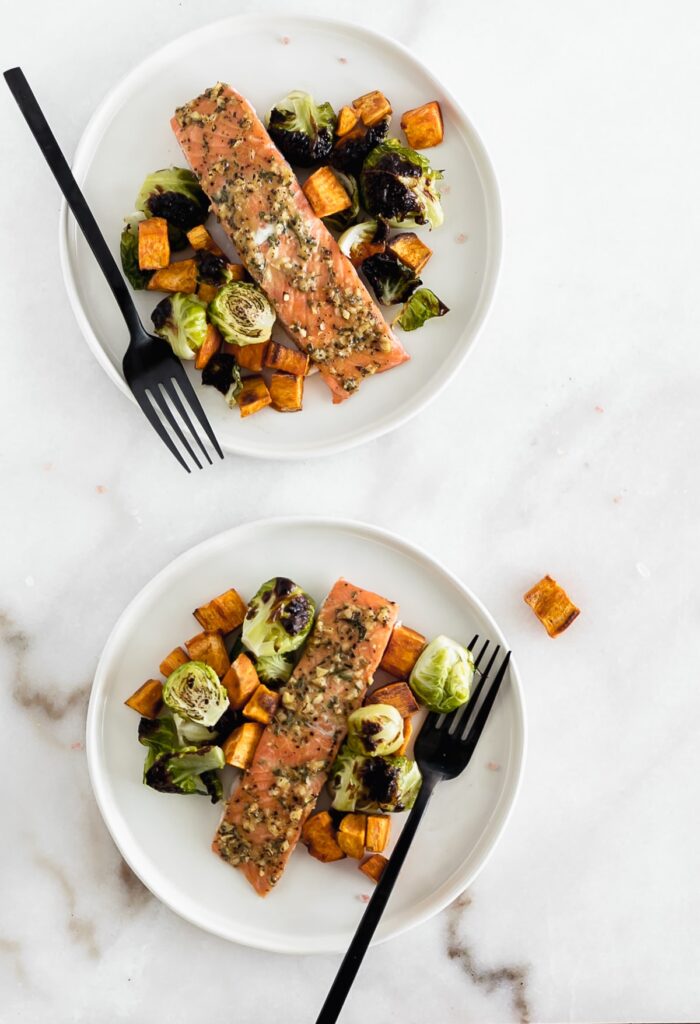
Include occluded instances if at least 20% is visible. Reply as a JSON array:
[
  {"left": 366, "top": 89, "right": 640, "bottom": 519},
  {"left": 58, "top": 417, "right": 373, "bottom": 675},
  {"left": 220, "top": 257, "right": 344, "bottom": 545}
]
[
  {"left": 314, "top": 770, "right": 440, "bottom": 1024},
  {"left": 4, "top": 67, "right": 143, "bottom": 337}
]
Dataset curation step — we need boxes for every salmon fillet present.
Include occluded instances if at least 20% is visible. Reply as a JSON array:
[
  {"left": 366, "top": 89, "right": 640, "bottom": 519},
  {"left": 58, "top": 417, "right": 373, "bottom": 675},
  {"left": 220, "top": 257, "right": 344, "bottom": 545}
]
[
  {"left": 213, "top": 578, "right": 398, "bottom": 895},
  {"left": 171, "top": 83, "right": 409, "bottom": 402}
]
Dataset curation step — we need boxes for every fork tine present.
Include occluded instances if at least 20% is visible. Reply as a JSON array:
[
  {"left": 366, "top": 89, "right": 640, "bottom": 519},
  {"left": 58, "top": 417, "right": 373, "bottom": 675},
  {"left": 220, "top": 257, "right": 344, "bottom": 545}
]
[
  {"left": 467, "top": 634, "right": 479, "bottom": 651},
  {"left": 170, "top": 365, "right": 224, "bottom": 460},
  {"left": 162, "top": 378, "right": 212, "bottom": 465},
  {"left": 462, "top": 650, "right": 511, "bottom": 748},
  {"left": 458, "top": 643, "right": 501, "bottom": 736},
  {"left": 473, "top": 638, "right": 491, "bottom": 670},
  {"left": 132, "top": 387, "right": 191, "bottom": 473},
  {"left": 151, "top": 385, "right": 202, "bottom": 470}
]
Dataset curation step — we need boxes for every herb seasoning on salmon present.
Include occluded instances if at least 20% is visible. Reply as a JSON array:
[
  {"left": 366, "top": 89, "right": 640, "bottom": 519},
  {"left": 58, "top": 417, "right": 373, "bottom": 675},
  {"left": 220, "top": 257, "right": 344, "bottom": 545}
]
[
  {"left": 171, "top": 84, "right": 410, "bottom": 403},
  {"left": 212, "top": 578, "right": 399, "bottom": 895}
]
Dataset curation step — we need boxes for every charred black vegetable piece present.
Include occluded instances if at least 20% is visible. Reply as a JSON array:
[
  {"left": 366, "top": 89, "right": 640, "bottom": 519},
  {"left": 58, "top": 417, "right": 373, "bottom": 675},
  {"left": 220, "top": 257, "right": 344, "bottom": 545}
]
[
  {"left": 201, "top": 353, "right": 243, "bottom": 409},
  {"left": 266, "top": 90, "right": 336, "bottom": 166},
  {"left": 360, "top": 139, "right": 444, "bottom": 228},
  {"left": 361, "top": 251, "right": 421, "bottom": 305},
  {"left": 135, "top": 168, "right": 209, "bottom": 232},
  {"left": 330, "top": 118, "right": 390, "bottom": 175},
  {"left": 196, "top": 249, "right": 230, "bottom": 285}
]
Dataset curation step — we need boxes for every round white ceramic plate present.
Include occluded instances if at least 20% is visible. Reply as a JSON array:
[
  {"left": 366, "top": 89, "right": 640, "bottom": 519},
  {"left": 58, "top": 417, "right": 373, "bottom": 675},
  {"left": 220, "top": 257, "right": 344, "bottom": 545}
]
[
  {"left": 60, "top": 14, "right": 501, "bottom": 459},
  {"left": 86, "top": 518, "right": 525, "bottom": 953}
]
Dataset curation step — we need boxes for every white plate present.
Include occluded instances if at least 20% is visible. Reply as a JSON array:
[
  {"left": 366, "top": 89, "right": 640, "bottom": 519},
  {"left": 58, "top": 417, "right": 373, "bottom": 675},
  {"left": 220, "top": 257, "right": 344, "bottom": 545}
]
[
  {"left": 60, "top": 14, "right": 502, "bottom": 459},
  {"left": 86, "top": 518, "right": 525, "bottom": 953}
]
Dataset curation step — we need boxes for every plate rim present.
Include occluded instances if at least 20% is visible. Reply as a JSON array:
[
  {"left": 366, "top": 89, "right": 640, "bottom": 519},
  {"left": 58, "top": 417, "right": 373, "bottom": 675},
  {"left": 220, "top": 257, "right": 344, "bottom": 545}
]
[
  {"left": 58, "top": 11, "right": 503, "bottom": 460},
  {"left": 85, "top": 515, "right": 527, "bottom": 954}
]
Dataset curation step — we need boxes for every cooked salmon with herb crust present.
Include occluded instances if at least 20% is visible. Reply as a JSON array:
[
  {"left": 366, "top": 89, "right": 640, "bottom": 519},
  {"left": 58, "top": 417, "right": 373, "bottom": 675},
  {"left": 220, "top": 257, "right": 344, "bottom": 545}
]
[
  {"left": 171, "top": 83, "right": 409, "bottom": 402},
  {"left": 213, "top": 578, "right": 398, "bottom": 895}
]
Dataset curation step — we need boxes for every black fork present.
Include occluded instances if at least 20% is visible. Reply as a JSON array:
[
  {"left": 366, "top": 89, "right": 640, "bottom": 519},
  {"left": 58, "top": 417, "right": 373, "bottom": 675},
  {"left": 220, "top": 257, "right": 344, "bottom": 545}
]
[
  {"left": 315, "top": 636, "right": 512, "bottom": 1024},
  {"left": 4, "top": 67, "right": 223, "bottom": 472}
]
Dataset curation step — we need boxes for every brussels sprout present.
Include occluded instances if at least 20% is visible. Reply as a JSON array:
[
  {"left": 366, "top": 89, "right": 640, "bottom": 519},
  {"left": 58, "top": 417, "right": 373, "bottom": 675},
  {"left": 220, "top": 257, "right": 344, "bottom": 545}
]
[
  {"left": 346, "top": 703, "right": 404, "bottom": 756},
  {"left": 328, "top": 748, "right": 368, "bottom": 812},
  {"left": 394, "top": 287, "right": 449, "bottom": 331},
  {"left": 208, "top": 281, "right": 276, "bottom": 347},
  {"left": 409, "top": 635, "right": 474, "bottom": 713},
  {"left": 331, "top": 118, "right": 390, "bottom": 175},
  {"left": 322, "top": 172, "right": 360, "bottom": 232},
  {"left": 138, "top": 714, "right": 180, "bottom": 772},
  {"left": 337, "top": 218, "right": 391, "bottom": 266},
  {"left": 162, "top": 660, "right": 229, "bottom": 727},
  {"left": 242, "top": 578, "right": 315, "bottom": 673},
  {"left": 255, "top": 651, "right": 295, "bottom": 686},
  {"left": 144, "top": 744, "right": 224, "bottom": 802},
  {"left": 329, "top": 749, "right": 422, "bottom": 812},
  {"left": 361, "top": 139, "right": 444, "bottom": 229},
  {"left": 362, "top": 252, "right": 421, "bottom": 306},
  {"left": 120, "top": 213, "right": 151, "bottom": 289},
  {"left": 135, "top": 167, "right": 209, "bottom": 232},
  {"left": 200, "top": 353, "right": 243, "bottom": 409},
  {"left": 266, "top": 90, "right": 336, "bottom": 166},
  {"left": 151, "top": 293, "right": 208, "bottom": 361}
]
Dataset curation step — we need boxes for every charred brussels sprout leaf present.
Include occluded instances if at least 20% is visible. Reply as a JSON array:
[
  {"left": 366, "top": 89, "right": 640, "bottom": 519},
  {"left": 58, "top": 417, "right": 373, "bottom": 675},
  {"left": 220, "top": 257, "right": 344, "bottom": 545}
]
[
  {"left": 138, "top": 714, "right": 180, "bottom": 772},
  {"left": 362, "top": 251, "right": 421, "bottom": 305},
  {"left": 266, "top": 90, "right": 336, "bottom": 166},
  {"left": 409, "top": 635, "right": 474, "bottom": 713},
  {"left": 322, "top": 172, "right": 360, "bottom": 232},
  {"left": 394, "top": 287, "right": 449, "bottom": 331},
  {"left": 242, "top": 578, "right": 315, "bottom": 677},
  {"left": 162, "top": 660, "right": 229, "bottom": 727},
  {"left": 151, "top": 293, "right": 208, "bottom": 361},
  {"left": 136, "top": 167, "right": 209, "bottom": 232},
  {"left": 144, "top": 744, "right": 224, "bottom": 802},
  {"left": 195, "top": 250, "right": 230, "bottom": 286},
  {"left": 331, "top": 118, "right": 390, "bottom": 175},
  {"left": 361, "top": 139, "right": 444, "bottom": 228},
  {"left": 347, "top": 704, "right": 404, "bottom": 756},
  {"left": 208, "top": 281, "right": 276, "bottom": 347},
  {"left": 329, "top": 749, "right": 422, "bottom": 812},
  {"left": 120, "top": 215, "right": 151, "bottom": 289},
  {"left": 201, "top": 353, "right": 243, "bottom": 409}
]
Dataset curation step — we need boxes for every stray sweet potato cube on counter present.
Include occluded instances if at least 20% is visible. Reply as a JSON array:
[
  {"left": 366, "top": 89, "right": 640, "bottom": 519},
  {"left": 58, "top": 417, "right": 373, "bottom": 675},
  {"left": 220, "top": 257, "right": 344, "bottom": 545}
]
[
  {"left": 147, "top": 258, "right": 197, "bottom": 293},
  {"left": 302, "top": 812, "right": 346, "bottom": 863},
  {"left": 359, "top": 853, "right": 388, "bottom": 883},
  {"left": 222, "top": 722, "right": 263, "bottom": 769},
  {"left": 365, "top": 681, "right": 419, "bottom": 718},
  {"left": 195, "top": 323, "right": 222, "bottom": 371},
  {"left": 336, "top": 104, "right": 359, "bottom": 137},
  {"left": 302, "top": 166, "right": 352, "bottom": 219},
  {"left": 222, "top": 341, "right": 268, "bottom": 372},
  {"left": 194, "top": 587, "right": 247, "bottom": 633},
  {"left": 387, "top": 233, "right": 433, "bottom": 274},
  {"left": 243, "top": 683, "right": 280, "bottom": 725},
  {"left": 337, "top": 814, "right": 367, "bottom": 859},
  {"left": 379, "top": 624, "right": 426, "bottom": 678},
  {"left": 138, "top": 217, "right": 170, "bottom": 270},
  {"left": 222, "top": 653, "right": 260, "bottom": 709},
  {"left": 159, "top": 646, "right": 189, "bottom": 678},
  {"left": 352, "top": 90, "right": 392, "bottom": 126},
  {"left": 396, "top": 716, "right": 413, "bottom": 757},
  {"left": 400, "top": 100, "right": 444, "bottom": 149},
  {"left": 265, "top": 341, "right": 309, "bottom": 377},
  {"left": 185, "top": 630, "right": 230, "bottom": 677},
  {"left": 524, "top": 575, "right": 580, "bottom": 637},
  {"left": 238, "top": 376, "right": 271, "bottom": 418},
  {"left": 186, "top": 224, "right": 222, "bottom": 254},
  {"left": 365, "top": 815, "right": 391, "bottom": 854},
  {"left": 270, "top": 373, "right": 304, "bottom": 412},
  {"left": 124, "top": 679, "right": 163, "bottom": 719}
]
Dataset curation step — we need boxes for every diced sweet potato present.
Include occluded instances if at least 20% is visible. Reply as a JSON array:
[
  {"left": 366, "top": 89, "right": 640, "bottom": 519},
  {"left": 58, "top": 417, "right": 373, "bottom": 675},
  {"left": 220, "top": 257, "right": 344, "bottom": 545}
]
[
  {"left": 265, "top": 341, "right": 309, "bottom": 377},
  {"left": 195, "top": 323, "right": 222, "bottom": 371},
  {"left": 193, "top": 587, "right": 247, "bottom": 633},
  {"left": 352, "top": 90, "right": 392, "bottom": 127},
  {"left": 197, "top": 281, "right": 219, "bottom": 304},
  {"left": 302, "top": 166, "right": 352, "bottom": 219},
  {"left": 185, "top": 630, "right": 230, "bottom": 677},
  {"left": 222, "top": 341, "right": 269, "bottom": 372},
  {"left": 159, "top": 646, "right": 189, "bottom": 678},
  {"left": 146, "top": 258, "right": 198, "bottom": 293},
  {"left": 302, "top": 811, "right": 346, "bottom": 863},
  {"left": 226, "top": 263, "right": 247, "bottom": 281},
  {"left": 365, "top": 681, "right": 419, "bottom": 717},
  {"left": 336, "top": 105, "right": 360, "bottom": 137},
  {"left": 238, "top": 376, "right": 271, "bottom": 418},
  {"left": 270, "top": 373, "right": 304, "bottom": 412},
  {"left": 359, "top": 853, "right": 388, "bottom": 883},
  {"left": 347, "top": 238, "right": 385, "bottom": 267},
  {"left": 243, "top": 683, "right": 280, "bottom": 725},
  {"left": 124, "top": 678, "right": 163, "bottom": 719},
  {"left": 222, "top": 722, "right": 263, "bottom": 769},
  {"left": 138, "top": 217, "right": 170, "bottom": 270},
  {"left": 397, "top": 715, "right": 413, "bottom": 757},
  {"left": 365, "top": 815, "right": 391, "bottom": 853},
  {"left": 380, "top": 625, "right": 427, "bottom": 678},
  {"left": 524, "top": 575, "right": 580, "bottom": 637},
  {"left": 338, "top": 814, "right": 367, "bottom": 859},
  {"left": 222, "top": 653, "right": 260, "bottom": 709},
  {"left": 186, "top": 224, "right": 223, "bottom": 254},
  {"left": 400, "top": 100, "right": 444, "bottom": 149},
  {"left": 387, "top": 233, "right": 433, "bottom": 274}
]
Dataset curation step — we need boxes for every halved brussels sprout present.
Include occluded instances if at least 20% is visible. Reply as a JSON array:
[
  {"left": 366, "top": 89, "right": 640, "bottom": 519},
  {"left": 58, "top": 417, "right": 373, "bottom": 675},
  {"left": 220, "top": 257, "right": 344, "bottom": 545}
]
[
  {"left": 328, "top": 748, "right": 368, "bottom": 812},
  {"left": 135, "top": 167, "right": 209, "bottom": 232},
  {"left": 329, "top": 748, "right": 422, "bottom": 812},
  {"left": 409, "top": 635, "right": 474, "bottom": 713},
  {"left": 144, "top": 744, "right": 224, "bottom": 802},
  {"left": 266, "top": 90, "right": 336, "bottom": 166},
  {"left": 162, "top": 660, "right": 229, "bottom": 727},
  {"left": 361, "top": 252, "right": 421, "bottom": 305},
  {"left": 242, "top": 578, "right": 315, "bottom": 682},
  {"left": 360, "top": 138, "right": 444, "bottom": 229},
  {"left": 151, "top": 293, "right": 209, "bottom": 361},
  {"left": 346, "top": 703, "right": 404, "bottom": 756},
  {"left": 208, "top": 281, "right": 276, "bottom": 347}
]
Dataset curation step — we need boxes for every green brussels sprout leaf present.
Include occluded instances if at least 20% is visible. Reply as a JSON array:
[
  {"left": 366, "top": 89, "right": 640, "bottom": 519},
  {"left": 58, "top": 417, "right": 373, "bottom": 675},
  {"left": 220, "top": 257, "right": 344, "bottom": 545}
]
[
  {"left": 120, "top": 213, "right": 151, "bottom": 290},
  {"left": 394, "top": 288, "right": 449, "bottom": 331},
  {"left": 409, "top": 635, "right": 474, "bottom": 713},
  {"left": 144, "top": 744, "right": 225, "bottom": 802}
]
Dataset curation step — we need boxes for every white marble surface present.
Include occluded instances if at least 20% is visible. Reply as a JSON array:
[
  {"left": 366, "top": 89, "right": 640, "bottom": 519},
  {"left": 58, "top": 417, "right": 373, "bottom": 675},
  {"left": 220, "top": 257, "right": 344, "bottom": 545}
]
[{"left": 1, "top": 2, "right": 699, "bottom": 1021}]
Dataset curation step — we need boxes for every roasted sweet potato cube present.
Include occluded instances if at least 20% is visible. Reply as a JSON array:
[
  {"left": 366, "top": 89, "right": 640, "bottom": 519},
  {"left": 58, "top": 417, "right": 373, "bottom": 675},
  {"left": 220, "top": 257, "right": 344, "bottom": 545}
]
[
  {"left": 186, "top": 224, "right": 223, "bottom": 254},
  {"left": 302, "top": 812, "right": 346, "bottom": 863},
  {"left": 400, "top": 100, "right": 444, "bottom": 149},
  {"left": 159, "top": 646, "right": 189, "bottom": 677},
  {"left": 524, "top": 575, "right": 580, "bottom": 637},
  {"left": 365, "top": 815, "right": 391, "bottom": 853},
  {"left": 243, "top": 683, "right": 280, "bottom": 725},
  {"left": 336, "top": 104, "right": 360, "bottom": 137},
  {"left": 194, "top": 587, "right": 247, "bottom": 633},
  {"left": 195, "top": 323, "right": 222, "bottom": 371},
  {"left": 365, "top": 681, "right": 419, "bottom": 717},
  {"left": 124, "top": 679, "right": 163, "bottom": 719},
  {"left": 347, "top": 239, "right": 386, "bottom": 267},
  {"left": 337, "top": 814, "right": 367, "bottom": 859},
  {"left": 302, "top": 166, "right": 352, "bottom": 219},
  {"left": 146, "top": 258, "right": 198, "bottom": 293},
  {"left": 221, "top": 653, "right": 260, "bottom": 709},
  {"left": 387, "top": 233, "right": 433, "bottom": 274},
  {"left": 270, "top": 373, "right": 304, "bottom": 412},
  {"left": 221, "top": 341, "right": 269, "bottom": 372},
  {"left": 397, "top": 715, "right": 413, "bottom": 757},
  {"left": 138, "top": 217, "right": 170, "bottom": 270},
  {"left": 197, "top": 281, "right": 219, "bottom": 304},
  {"left": 226, "top": 263, "right": 247, "bottom": 281},
  {"left": 185, "top": 630, "right": 230, "bottom": 677},
  {"left": 238, "top": 376, "right": 271, "bottom": 418},
  {"left": 265, "top": 341, "right": 309, "bottom": 377},
  {"left": 352, "top": 90, "right": 392, "bottom": 127},
  {"left": 359, "top": 853, "right": 388, "bottom": 883},
  {"left": 380, "top": 624, "right": 426, "bottom": 678},
  {"left": 222, "top": 722, "right": 263, "bottom": 769}
]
